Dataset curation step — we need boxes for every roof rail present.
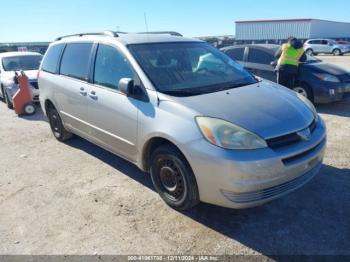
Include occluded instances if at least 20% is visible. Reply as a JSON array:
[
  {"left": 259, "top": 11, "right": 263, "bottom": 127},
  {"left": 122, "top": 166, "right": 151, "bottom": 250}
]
[
  {"left": 55, "top": 31, "right": 118, "bottom": 41},
  {"left": 138, "top": 31, "right": 183, "bottom": 37}
]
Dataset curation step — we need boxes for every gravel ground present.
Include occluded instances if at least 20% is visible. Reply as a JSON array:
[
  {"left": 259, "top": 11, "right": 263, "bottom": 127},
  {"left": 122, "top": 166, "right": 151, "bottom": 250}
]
[{"left": 0, "top": 56, "right": 349, "bottom": 257}]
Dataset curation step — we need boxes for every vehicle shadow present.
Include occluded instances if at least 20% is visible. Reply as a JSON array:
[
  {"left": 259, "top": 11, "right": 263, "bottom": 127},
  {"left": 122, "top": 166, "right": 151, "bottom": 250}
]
[
  {"left": 65, "top": 137, "right": 350, "bottom": 256},
  {"left": 184, "top": 164, "right": 350, "bottom": 256},
  {"left": 19, "top": 103, "right": 48, "bottom": 122},
  {"left": 316, "top": 96, "right": 350, "bottom": 117}
]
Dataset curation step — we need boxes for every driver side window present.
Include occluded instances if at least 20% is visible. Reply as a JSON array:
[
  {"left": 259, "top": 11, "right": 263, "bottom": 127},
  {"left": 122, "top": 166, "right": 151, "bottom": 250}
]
[{"left": 94, "top": 44, "right": 134, "bottom": 90}]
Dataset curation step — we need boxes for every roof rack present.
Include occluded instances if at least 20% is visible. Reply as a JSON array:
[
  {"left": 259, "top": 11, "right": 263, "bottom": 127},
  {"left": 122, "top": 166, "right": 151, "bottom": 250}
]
[
  {"left": 55, "top": 31, "right": 119, "bottom": 41},
  {"left": 137, "top": 31, "right": 183, "bottom": 37}
]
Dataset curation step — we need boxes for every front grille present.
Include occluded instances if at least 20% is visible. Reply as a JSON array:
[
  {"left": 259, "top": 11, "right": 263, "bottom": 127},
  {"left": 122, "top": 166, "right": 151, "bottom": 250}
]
[
  {"left": 221, "top": 162, "right": 321, "bottom": 204},
  {"left": 30, "top": 81, "right": 39, "bottom": 89},
  {"left": 266, "top": 119, "right": 317, "bottom": 149},
  {"left": 282, "top": 139, "right": 325, "bottom": 166}
]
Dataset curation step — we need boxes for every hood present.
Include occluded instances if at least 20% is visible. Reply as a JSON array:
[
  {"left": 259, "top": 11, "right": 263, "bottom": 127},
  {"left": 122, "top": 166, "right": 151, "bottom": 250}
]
[
  {"left": 302, "top": 62, "right": 348, "bottom": 76},
  {"left": 1, "top": 70, "right": 38, "bottom": 81},
  {"left": 163, "top": 81, "right": 314, "bottom": 139}
]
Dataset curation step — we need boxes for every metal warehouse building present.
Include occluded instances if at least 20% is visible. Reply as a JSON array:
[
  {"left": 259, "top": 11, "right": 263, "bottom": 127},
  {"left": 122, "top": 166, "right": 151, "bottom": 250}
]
[{"left": 235, "top": 19, "right": 350, "bottom": 42}]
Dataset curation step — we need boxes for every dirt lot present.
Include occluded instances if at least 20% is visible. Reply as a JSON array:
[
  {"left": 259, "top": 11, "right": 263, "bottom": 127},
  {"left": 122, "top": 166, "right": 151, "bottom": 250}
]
[{"left": 0, "top": 56, "right": 349, "bottom": 257}]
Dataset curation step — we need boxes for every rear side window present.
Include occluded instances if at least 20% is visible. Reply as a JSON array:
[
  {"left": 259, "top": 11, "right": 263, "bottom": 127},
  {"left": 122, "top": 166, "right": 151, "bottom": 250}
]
[
  {"left": 248, "top": 48, "right": 274, "bottom": 65},
  {"left": 60, "top": 43, "right": 93, "bottom": 81},
  {"left": 93, "top": 44, "right": 134, "bottom": 90},
  {"left": 41, "top": 44, "right": 64, "bottom": 74},
  {"left": 225, "top": 48, "right": 245, "bottom": 61}
]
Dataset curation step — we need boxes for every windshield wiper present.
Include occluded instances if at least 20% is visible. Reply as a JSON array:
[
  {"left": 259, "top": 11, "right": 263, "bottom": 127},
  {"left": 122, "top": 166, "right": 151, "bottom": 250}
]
[{"left": 161, "top": 89, "right": 202, "bottom": 97}]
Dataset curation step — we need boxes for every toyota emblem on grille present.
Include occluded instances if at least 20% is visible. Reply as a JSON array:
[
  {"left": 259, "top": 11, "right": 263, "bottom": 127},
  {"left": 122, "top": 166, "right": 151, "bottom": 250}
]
[{"left": 297, "top": 128, "right": 311, "bottom": 141}]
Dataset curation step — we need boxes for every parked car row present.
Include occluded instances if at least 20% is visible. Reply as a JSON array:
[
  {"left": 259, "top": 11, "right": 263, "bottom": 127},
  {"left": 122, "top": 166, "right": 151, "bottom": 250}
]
[
  {"left": 29, "top": 31, "right": 327, "bottom": 211},
  {"left": 221, "top": 44, "right": 350, "bottom": 103}
]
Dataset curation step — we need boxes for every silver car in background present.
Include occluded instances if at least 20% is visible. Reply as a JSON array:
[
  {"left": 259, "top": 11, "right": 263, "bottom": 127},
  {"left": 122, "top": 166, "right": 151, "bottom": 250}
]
[
  {"left": 0, "top": 52, "right": 42, "bottom": 109},
  {"left": 304, "top": 39, "right": 350, "bottom": 56},
  {"left": 38, "top": 32, "right": 327, "bottom": 210}
]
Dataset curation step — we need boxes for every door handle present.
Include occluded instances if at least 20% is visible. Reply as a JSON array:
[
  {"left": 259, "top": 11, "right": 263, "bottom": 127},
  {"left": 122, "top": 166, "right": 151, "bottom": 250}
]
[
  {"left": 79, "top": 87, "right": 87, "bottom": 96},
  {"left": 89, "top": 90, "right": 98, "bottom": 100}
]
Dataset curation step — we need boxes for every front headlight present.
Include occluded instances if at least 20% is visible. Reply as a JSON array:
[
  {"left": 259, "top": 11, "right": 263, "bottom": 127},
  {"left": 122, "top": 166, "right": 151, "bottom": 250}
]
[
  {"left": 313, "top": 73, "right": 340, "bottom": 83},
  {"left": 195, "top": 117, "right": 267, "bottom": 150},
  {"left": 296, "top": 92, "right": 318, "bottom": 120}
]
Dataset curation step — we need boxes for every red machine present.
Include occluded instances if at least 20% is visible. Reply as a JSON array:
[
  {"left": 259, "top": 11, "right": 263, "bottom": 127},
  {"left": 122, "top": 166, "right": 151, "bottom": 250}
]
[{"left": 12, "top": 71, "right": 36, "bottom": 116}]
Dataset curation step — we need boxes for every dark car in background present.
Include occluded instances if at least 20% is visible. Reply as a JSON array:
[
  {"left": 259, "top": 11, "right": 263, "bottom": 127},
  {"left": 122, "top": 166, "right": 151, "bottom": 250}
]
[{"left": 221, "top": 44, "right": 350, "bottom": 103}]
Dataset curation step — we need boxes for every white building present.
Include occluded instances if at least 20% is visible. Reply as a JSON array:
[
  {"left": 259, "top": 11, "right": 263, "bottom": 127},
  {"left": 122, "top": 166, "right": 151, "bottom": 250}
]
[{"left": 235, "top": 18, "right": 350, "bottom": 41}]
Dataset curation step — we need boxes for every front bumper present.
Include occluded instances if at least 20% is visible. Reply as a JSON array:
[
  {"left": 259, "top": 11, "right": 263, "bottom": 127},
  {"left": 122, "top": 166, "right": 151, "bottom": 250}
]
[
  {"left": 182, "top": 117, "right": 327, "bottom": 209},
  {"left": 313, "top": 82, "right": 350, "bottom": 103},
  {"left": 31, "top": 88, "right": 40, "bottom": 102},
  {"left": 6, "top": 85, "right": 40, "bottom": 103}
]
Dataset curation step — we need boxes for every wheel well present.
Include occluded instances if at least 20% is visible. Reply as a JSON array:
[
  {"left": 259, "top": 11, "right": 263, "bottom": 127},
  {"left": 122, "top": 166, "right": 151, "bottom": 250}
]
[
  {"left": 299, "top": 81, "right": 314, "bottom": 102},
  {"left": 44, "top": 99, "right": 55, "bottom": 114},
  {"left": 142, "top": 137, "right": 180, "bottom": 172}
]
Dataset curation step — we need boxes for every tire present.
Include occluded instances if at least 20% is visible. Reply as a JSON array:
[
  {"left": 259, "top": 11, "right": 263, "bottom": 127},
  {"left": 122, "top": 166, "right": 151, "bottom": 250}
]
[
  {"left": 332, "top": 49, "right": 341, "bottom": 56},
  {"left": 293, "top": 83, "right": 314, "bottom": 103},
  {"left": 305, "top": 49, "right": 314, "bottom": 56},
  {"left": 4, "top": 90, "right": 14, "bottom": 109},
  {"left": 23, "top": 103, "right": 36, "bottom": 116},
  {"left": 0, "top": 86, "right": 5, "bottom": 102},
  {"left": 47, "top": 106, "right": 73, "bottom": 141},
  {"left": 150, "top": 144, "right": 199, "bottom": 211}
]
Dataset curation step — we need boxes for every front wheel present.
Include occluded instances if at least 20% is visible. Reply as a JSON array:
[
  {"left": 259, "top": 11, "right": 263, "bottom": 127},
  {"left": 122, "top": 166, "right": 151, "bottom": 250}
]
[
  {"left": 4, "top": 90, "right": 13, "bottom": 109},
  {"left": 150, "top": 144, "right": 199, "bottom": 211},
  {"left": 293, "top": 84, "right": 314, "bottom": 103},
  {"left": 48, "top": 107, "right": 73, "bottom": 141}
]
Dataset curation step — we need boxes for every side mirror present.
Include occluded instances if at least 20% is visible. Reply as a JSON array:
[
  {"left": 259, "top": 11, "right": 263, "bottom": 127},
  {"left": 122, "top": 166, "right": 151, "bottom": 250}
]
[{"left": 118, "top": 78, "right": 134, "bottom": 96}]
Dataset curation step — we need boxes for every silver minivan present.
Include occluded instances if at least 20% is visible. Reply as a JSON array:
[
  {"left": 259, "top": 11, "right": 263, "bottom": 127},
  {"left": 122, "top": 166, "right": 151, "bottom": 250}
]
[{"left": 38, "top": 32, "right": 327, "bottom": 210}]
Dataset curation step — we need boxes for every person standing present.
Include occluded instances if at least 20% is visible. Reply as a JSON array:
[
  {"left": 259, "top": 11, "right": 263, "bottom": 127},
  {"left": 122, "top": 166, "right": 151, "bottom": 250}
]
[{"left": 275, "top": 37, "right": 306, "bottom": 89}]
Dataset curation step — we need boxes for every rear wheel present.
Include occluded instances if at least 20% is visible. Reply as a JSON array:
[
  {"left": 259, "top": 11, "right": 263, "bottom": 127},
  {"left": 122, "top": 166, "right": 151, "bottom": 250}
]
[
  {"left": 48, "top": 106, "right": 73, "bottom": 141},
  {"left": 293, "top": 83, "right": 314, "bottom": 103},
  {"left": 150, "top": 144, "right": 199, "bottom": 211},
  {"left": 333, "top": 48, "right": 341, "bottom": 56}
]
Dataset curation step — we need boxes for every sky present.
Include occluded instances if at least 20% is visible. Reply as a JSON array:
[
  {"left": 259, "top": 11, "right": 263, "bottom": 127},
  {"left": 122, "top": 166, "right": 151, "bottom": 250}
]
[{"left": 1, "top": 0, "right": 350, "bottom": 42}]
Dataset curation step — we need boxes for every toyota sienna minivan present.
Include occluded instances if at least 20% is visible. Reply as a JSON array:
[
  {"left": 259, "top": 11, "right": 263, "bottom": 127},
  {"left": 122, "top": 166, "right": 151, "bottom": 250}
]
[{"left": 38, "top": 31, "right": 327, "bottom": 210}]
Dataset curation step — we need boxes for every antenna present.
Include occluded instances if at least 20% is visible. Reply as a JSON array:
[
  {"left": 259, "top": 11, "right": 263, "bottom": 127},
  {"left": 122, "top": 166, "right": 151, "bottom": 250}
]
[{"left": 144, "top": 12, "right": 149, "bottom": 33}]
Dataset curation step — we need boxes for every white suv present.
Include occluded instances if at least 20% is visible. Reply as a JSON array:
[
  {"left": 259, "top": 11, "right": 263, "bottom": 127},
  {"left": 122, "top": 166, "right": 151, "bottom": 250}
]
[
  {"left": 0, "top": 51, "right": 42, "bottom": 109},
  {"left": 304, "top": 39, "right": 350, "bottom": 56}
]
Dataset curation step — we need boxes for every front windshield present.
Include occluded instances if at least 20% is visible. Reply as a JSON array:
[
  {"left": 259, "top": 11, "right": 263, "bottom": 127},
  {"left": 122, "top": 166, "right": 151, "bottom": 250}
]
[
  {"left": 2, "top": 55, "right": 42, "bottom": 71},
  {"left": 128, "top": 42, "right": 257, "bottom": 96}
]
